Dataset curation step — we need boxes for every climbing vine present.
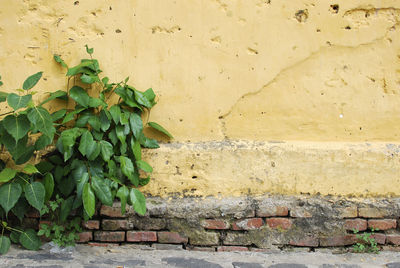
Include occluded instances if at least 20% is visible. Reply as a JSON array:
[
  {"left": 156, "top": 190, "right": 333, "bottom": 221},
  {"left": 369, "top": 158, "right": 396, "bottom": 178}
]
[{"left": 0, "top": 45, "right": 172, "bottom": 254}]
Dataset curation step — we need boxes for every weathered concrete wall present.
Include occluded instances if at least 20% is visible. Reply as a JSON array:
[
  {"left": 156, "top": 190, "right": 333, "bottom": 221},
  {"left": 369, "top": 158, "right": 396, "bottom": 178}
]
[{"left": 1, "top": 0, "right": 400, "bottom": 197}]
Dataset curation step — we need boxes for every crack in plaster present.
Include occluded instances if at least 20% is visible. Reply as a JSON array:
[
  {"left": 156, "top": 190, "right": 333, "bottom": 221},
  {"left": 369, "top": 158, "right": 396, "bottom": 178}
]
[{"left": 218, "top": 8, "right": 400, "bottom": 138}]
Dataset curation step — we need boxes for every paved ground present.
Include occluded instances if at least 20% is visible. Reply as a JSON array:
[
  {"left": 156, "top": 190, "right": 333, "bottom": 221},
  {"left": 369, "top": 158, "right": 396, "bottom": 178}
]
[{"left": 1, "top": 244, "right": 400, "bottom": 268}]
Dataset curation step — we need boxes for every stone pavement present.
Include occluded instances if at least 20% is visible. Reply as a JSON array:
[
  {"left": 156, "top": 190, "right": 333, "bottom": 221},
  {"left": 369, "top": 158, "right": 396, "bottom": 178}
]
[{"left": 1, "top": 244, "right": 400, "bottom": 268}]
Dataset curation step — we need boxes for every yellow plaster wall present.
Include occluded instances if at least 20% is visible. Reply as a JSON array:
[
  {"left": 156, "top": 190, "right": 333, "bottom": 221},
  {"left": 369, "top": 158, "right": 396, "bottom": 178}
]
[{"left": 1, "top": 0, "right": 400, "bottom": 197}]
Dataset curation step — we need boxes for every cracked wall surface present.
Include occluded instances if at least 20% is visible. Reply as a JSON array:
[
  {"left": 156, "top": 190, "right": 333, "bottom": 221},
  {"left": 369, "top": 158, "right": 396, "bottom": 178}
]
[
  {"left": 1, "top": 0, "right": 400, "bottom": 196},
  {"left": 1, "top": 0, "right": 399, "bottom": 142}
]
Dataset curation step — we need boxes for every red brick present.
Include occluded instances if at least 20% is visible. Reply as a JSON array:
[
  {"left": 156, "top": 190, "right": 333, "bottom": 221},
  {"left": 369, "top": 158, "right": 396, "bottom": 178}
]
[
  {"left": 371, "top": 233, "right": 386, "bottom": 245},
  {"left": 358, "top": 208, "right": 384, "bottom": 218},
  {"left": 94, "top": 231, "right": 125, "bottom": 242},
  {"left": 127, "top": 231, "right": 157, "bottom": 242},
  {"left": 157, "top": 232, "right": 188, "bottom": 244},
  {"left": 82, "top": 220, "right": 100, "bottom": 230},
  {"left": 100, "top": 205, "right": 126, "bottom": 218},
  {"left": 256, "top": 206, "right": 288, "bottom": 217},
  {"left": 344, "top": 219, "right": 367, "bottom": 231},
  {"left": 232, "top": 218, "right": 263, "bottom": 230},
  {"left": 289, "top": 236, "right": 319, "bottom": 247},
  {"left": 201, "top": 219, "right": 230, "bottom": 230},
  {"left": 77, "top": 232, "right": 93, "bottom": 243},
  {"left": 320, "top": 235, "right": 357, "bottom": 246},
  {"left": 368, "top": 219, "right": 397, "bottom": 230},
  {"left": 217, "top": 246, "right": 249, "bottom": 252},
  {"left": 387, "top": 234, "right": 400, "bottom": 245},
  {"left": 102, "top": 219, "right": 129, "bottom": 230},
  {"left": 266, "top": 218, "right": 292, "bottom": 230}
]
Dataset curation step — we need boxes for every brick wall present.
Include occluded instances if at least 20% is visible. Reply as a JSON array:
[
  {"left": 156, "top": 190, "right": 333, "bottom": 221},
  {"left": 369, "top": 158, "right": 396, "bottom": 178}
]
[{"left": 26, "top": 196, "right": 400, "bottom": 252}]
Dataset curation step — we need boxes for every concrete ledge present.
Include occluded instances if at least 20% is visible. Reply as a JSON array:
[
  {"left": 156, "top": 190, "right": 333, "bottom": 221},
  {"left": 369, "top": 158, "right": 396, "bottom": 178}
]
[{"left": 142, "top": 141, "right": 400, "bottom": 197}]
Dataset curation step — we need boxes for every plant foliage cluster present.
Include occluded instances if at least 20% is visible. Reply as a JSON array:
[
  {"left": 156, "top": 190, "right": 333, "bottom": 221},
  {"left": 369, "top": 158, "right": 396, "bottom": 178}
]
[{"left": 0, "top": 46, "right": 172, "bottom": 254}]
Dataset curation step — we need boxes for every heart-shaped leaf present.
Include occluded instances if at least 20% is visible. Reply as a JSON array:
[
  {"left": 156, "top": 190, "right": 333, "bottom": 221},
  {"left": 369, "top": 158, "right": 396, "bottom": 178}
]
[
  {"left": 91, "top": 176, "right": 112, "bottom": 206},
  {"left": 7, "top": 93, "right": 32, "bottom": 111},
  {"left": 24, "top": 182, "right": 45, "bottom": 211},
  {"left": 3, "top": 114, "right": 31, "bottom": 141},
  {"left": 0, "top": 182, "right": 22, "bottom": 214},
  {"left": 116, "top": 186, "right": 129, "bottom": 215},
  {"left": 19, "top": 229, "right": 41, "bottom": 250}
]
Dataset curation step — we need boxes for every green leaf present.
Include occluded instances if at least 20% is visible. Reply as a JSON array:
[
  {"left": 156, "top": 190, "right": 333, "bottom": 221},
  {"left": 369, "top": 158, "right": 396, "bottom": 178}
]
[
  {"left": 100, "top": 141, "right": 113, "bottom": 161},
  {"left": 116, "top": 125, "right": 126, "bottom": 144},
  {"left": 60, "top": 196, "right": 74, "bottom": 222},
  {"left": 138, "top": 133, "right": 159, "bottom": 149},
  {"left": 15, "top": 146, "right": 35, "bottom": 165},
  {"left": 134, "top": 90, "right": 152, "bottom": 108},
  {"left": 51, "top": 109, "right": 67, "bottom": 122},
  {"left": 88, "top": 116, "right": 101, "bottom": 132},
  {"left": 144, "top": 88, "right": 156, "bottom": 105},
  {"left": 148, "top": 122, "right": 173, "bottom": 138},
  {"left": 0, "top": 182, "right": 22, "bottom": 214},
  {"left": 19, "top": 229, "right": 41, "bottom": 250},
  {"left": 10, "top": 231, "right": 20, "bottom": 243},
  {"left": 78, "top": 130, "right": 95, "bottom": 156},
  {"left": 76, "top": 172, "right": 89, "bottom": 199},
  {"left": 3, "top": 114, "right": 30, "bottom": 141},
  {"left": 89, "top": 97, "right": 106, "bottom": 108},
  {"left": 139, "top": 176, "right": 151, "bottom": 186},
  {"left": 130, "top": 188, "right": 146, "bottom": 216},
  {"left": 109, "top": 105, "right": 121, "bottom": 124},
  {"left": 7, "top": 93, "right": 32, "bottom": 111},
  {"left": 136, "top": 160, "right": 153, "bottom": 173},
  {"left": 0, "top": 92, "right": 8, "bottom": 102},
  {"left": 131, "top": 137, "right": 141, "bottom": 160},
  {"left": 35, "top": 161, "right": 54, "bottom": 174},
  {"left": 81, "top": 74, "right": 98, "bottom": 84},
  {"left": 43, "top": 173, "right": 54, "bottom": 202},
  {"left": 34, "top": 134, "right": 52, "bottom": 150},
  {"left": 40, "top": 90, "right": 68, "bottom": 106},
  {"left": 108, "top": 129, "right": 118, "bottom": 145},
  {"left": 87, "top": 142, "right": 101, "bottom": 161},
  {"left": 82, "top": 183, "right": 95, "bottom": 218},
  {"left": 54, "top": 54, "right": 68, "bottom": 68},
  {"left": 116, "top": 186, "right": 129, "bottom": 215},
  {"left": 0, "top": 236, "right": 10, "bottom": 255},
  {"left": 99, "top": 110, "right": 111, "bottom": 131},
  {"left": 70, "top": 86, "right": 90, "bottom": 108},
  {"left": 129, "top": 113, "right": 143, "bottom": 139},
  {"left": 23, "top": 164, "right": 40, "bottom": 174},
  {"left": 23, "top": 72, "right": 43, "bottom": 90},
  {"left": 62, "top": 108, "right": 85, "bottom": 124},
  {"left": 24, "top": 182, "right": 45, "bottom": 211},
  {"left": 120, "top": 156, "right": 137, "bottom": 185},
  {"left": 11, "top": 197, "right": 29, "bottom": 222},
  {"left": 66, "top": 61, "right": 94, "bottom": 76},
  {"left": 0, "top": 168, "right": 17, "bottom": 183},
  {"left": 27, "top": 107, "right": 55, "bottom": 139},
  {"left": 85, "top": 45, "right": 94, "bottom": 55},
  {"left": 120, "top": 112, "right": 130, "bottom": 125},
  {"left": 91, "top": 176, "right": 113, "bottom": 206}
]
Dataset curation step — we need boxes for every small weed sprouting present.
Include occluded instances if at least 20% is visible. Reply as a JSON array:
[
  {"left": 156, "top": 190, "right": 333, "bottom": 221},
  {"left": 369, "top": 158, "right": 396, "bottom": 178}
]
[{"left": 352, "top": 228, "right": 380, "bottom": 253}]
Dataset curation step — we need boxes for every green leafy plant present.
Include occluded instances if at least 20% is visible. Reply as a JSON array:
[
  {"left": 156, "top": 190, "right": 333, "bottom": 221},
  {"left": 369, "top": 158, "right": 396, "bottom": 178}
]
[
  {"left": 0, "top": 45, "right": 172, "bottom": 254},
  {"left": 0, "top": 71, "right": 54, "bottom": 253},
  {"left": 352, "top": 228, "right": 380, "bottom": 253},
  {"left": 38, "top": 195, "right": 82, "bottom": 247},
  {"left": 51, "top": 45, "right": 172, "bottom": 220}
]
